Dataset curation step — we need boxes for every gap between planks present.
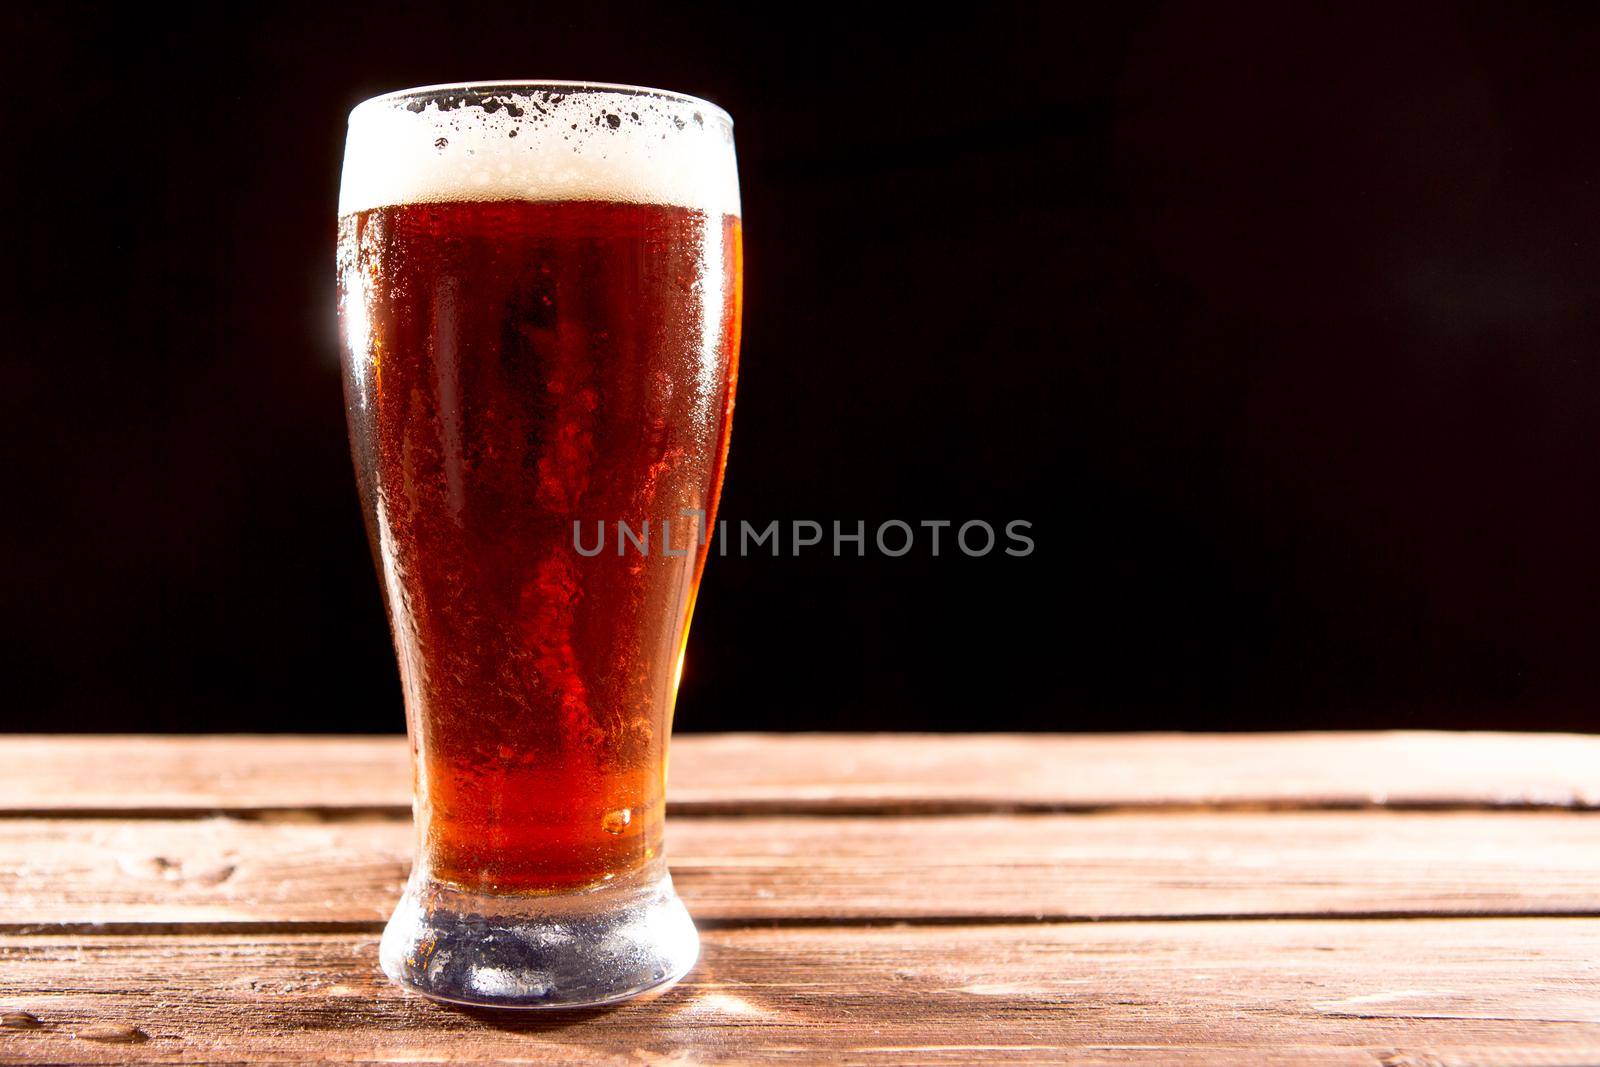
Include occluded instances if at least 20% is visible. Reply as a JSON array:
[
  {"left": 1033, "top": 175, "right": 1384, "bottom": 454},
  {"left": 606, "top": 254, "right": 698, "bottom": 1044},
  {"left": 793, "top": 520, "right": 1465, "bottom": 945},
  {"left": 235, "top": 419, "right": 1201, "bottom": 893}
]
[
  {"left": 20, "top": 909, "right": 1600, "bottom": 939},
  {"left": 14, "top": 797, "right": 1600, "bottom": 821}
]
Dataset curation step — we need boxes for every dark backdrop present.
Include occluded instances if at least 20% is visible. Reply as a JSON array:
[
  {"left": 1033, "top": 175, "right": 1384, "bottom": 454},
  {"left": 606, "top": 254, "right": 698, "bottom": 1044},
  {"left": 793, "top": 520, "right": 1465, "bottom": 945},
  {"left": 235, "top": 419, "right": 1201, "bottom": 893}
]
[{"left": 5, "top": 2, "right": 1599, "bottom": 733}]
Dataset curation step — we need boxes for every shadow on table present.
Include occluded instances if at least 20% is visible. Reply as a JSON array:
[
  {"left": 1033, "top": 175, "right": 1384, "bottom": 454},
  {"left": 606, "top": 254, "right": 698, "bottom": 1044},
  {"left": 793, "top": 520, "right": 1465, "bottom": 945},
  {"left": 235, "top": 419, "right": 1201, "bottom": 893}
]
[
  {"left": 435, "top": 966, "right": 706, "bottom": 1033},
  {"left": 448, "top": 1004, "right": 623, "bottom": 1033}
]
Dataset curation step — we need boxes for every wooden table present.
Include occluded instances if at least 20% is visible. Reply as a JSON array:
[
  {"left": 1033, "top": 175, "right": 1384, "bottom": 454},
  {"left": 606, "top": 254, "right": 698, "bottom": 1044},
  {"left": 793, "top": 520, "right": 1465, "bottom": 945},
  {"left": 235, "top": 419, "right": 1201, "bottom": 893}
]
[{"left": 5, "top": 732, "right": 1600, "bottom": 1063}]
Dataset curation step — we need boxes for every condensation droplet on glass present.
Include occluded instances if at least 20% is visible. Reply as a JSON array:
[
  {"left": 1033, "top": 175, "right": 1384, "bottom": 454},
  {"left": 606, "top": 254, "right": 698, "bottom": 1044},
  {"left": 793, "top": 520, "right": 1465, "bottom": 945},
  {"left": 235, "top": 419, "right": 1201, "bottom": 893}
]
[{"left": 601, "top": 809, "right": 632, "bottom": 835}]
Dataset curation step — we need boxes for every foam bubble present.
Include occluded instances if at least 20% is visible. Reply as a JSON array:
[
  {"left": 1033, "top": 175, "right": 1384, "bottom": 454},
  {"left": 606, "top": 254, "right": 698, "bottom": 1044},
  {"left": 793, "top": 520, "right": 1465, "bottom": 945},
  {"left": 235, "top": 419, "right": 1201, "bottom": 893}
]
[{"left": 338, "top": 82, "right": 739, "bottom": 217}]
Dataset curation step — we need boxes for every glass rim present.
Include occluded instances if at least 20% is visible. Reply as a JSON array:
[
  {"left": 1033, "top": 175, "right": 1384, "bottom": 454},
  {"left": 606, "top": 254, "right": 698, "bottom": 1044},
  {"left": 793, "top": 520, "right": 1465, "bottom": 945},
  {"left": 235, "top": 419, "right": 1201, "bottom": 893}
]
[{"left": 349, "top": 80, "right": 733, "bottom": 127}]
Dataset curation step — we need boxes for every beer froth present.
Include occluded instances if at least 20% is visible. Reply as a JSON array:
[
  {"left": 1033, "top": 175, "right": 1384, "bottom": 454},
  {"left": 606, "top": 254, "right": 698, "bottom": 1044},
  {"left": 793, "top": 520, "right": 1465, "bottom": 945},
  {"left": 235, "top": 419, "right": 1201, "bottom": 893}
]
[{"left": 339, "top": 82, "right": 740, "bottom": 217}]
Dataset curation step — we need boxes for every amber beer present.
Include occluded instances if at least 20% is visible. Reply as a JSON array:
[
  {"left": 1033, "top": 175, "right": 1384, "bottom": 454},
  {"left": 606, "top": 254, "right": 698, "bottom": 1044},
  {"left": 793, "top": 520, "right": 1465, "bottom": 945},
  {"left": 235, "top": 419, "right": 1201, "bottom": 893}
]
[
  {"left": 338, "top": 85, "right": 738, "bottom": 1005},
  {"left": 340, "top": 197, "right": 739, "bottom": 891}
]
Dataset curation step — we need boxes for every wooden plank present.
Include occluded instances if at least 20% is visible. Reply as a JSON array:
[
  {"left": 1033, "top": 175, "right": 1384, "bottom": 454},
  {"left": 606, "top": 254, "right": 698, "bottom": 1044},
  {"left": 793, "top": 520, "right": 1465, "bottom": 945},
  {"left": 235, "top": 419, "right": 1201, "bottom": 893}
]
[
  {"left": 9, "top": 811, "right": 1600, "bottom": 928},
  {"left": 5, "top": 732, "right": 1600, "bottom": 814},
  {"left": 0, "top": 736, "right": 411, "bottom": 814},
  {"left": 3, "top": 920, "right": 1600, "bottom": 1063}
]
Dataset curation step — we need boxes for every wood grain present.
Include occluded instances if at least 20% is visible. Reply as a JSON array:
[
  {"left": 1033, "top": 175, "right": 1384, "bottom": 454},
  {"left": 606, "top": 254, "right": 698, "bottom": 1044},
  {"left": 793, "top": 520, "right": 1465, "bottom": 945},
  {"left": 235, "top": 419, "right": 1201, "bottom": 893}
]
[
  {"left": 7, "top": 732, "right": 1600, "bottom": 815},
  {"left": 7, "top": 810, "right": 1600, "bottom": 928},
  {"left": 4, "top": 921, "right": 1600, "bottom": 1064}
]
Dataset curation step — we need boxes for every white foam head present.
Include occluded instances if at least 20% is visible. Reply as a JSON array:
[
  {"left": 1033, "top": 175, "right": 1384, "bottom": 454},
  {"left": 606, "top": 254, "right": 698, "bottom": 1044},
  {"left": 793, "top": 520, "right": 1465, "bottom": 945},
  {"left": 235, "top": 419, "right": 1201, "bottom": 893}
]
[{"left": 339, "top": 81, "right": 739, "bottom": 218}]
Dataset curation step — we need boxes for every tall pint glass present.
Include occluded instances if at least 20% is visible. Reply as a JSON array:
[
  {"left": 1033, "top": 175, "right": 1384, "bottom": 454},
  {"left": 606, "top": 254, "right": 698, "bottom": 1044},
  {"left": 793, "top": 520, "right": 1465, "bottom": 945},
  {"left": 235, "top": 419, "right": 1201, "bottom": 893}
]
[{"left": 336, "top": 82, "right": 740, "bottom": 1008}]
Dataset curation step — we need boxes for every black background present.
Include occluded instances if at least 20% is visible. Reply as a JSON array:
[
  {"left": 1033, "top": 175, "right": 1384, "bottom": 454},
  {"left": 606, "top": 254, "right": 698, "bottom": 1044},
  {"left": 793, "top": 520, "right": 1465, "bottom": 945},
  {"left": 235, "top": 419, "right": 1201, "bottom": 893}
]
[{"left": 5, "top": 3, "right": 1598, "bottom": 734}]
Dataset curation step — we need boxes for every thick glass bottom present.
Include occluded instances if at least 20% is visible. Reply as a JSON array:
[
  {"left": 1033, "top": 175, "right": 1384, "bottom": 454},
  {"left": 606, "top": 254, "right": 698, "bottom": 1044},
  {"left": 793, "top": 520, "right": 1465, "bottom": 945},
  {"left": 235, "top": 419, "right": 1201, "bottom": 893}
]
[{"left": 379, "top": 862, "right": 699, "bottom": 1009}]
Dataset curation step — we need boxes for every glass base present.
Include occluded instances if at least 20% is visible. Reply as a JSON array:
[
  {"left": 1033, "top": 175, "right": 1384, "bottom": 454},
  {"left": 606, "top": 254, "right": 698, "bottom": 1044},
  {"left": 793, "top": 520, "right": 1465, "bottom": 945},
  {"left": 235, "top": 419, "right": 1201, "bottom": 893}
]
[{"left": 379, "top": 863, "right": 699, "bottom": 1009}]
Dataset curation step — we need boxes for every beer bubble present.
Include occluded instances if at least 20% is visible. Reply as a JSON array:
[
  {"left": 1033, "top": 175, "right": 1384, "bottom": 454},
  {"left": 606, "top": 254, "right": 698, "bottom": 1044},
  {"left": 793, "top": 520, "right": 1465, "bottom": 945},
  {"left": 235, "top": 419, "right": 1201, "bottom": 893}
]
[
  {"left": 601, "top": 808, "right": 632, "bottom": 835},
  {"left": 434, "top": 137, "right": 448, "bottom": 150}
]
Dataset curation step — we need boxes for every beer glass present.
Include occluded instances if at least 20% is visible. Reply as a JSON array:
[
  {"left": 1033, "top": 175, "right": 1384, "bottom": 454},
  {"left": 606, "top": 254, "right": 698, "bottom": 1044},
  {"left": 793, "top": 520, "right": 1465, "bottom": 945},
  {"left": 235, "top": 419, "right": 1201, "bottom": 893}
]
[{"left": 336, "top": 82, "right": 740, "bottom": 1008}]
